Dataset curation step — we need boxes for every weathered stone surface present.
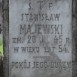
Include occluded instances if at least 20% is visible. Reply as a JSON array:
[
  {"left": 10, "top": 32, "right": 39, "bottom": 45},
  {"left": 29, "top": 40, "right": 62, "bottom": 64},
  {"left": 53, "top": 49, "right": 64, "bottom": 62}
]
[
  {"left": 3, "top": 0, "right": 9, "bottom": 77},
  {"left": 3, "top": 0, "right": 77, "bottom": 77}
]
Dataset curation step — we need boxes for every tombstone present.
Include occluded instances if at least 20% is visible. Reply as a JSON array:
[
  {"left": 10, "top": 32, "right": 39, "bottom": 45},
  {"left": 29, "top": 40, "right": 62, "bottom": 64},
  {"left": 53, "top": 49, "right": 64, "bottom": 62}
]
[{"left": 3, "top": 0, "right": 77, "bottom": 77}]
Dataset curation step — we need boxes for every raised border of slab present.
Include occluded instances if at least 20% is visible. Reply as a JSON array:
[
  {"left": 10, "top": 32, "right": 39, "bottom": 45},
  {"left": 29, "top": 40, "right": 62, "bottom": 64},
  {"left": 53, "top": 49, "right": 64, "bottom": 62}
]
[{"left": 2, "top": 0, "right": 9, "bottom": 77}]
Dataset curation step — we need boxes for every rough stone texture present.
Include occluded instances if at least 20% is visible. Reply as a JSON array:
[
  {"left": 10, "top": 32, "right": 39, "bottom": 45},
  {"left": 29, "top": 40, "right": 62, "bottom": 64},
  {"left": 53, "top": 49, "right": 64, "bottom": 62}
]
[
  {"left": 0, "top": 57, "right": 4, "bottom": 77},
  {"left": 72, "top": 0, "right": 77, "bottom": 77},
  {"left": 3, "top": 0, "right": 9, "bottom": 77},
  {"left": 2, "top": 0, "right": 77, "bottom": 77}
]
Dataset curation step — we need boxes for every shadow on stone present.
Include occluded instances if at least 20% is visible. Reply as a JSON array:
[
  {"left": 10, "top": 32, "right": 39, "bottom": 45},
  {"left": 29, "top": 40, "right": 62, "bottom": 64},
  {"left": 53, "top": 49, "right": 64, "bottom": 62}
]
[{"left": 0, "top": 57, "right": 4, "bottom": 77}]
